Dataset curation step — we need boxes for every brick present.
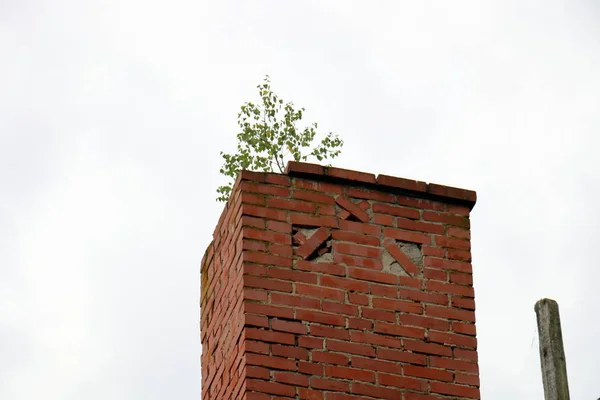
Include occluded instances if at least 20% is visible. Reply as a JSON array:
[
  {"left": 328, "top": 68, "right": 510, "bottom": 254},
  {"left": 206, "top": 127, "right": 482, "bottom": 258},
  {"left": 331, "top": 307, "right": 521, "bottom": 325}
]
[
  {"left": 298, "top": 388, "right": 325, "bottom": 400},
  {"left": 312, "top": 351, "right": 350, "bottom": 366},
  {"left": 339, "top": 220, "right": 381, "bottom": 235},
  {"left": 452, "top": 296, "right": 476, "bottom": 310},
  {"left": 455, "top": 348, "right": 478, "bottom": 361},
  {"left": 322, "top": 301, "right": 359, "bottom": 316},
  {"left": 452, "top": 322, "right": 477, "bottom": 336},
  {"left": 428, "top": 331, "right": 477, "bottom": 348},
  {"left": 422, "top": 246, "right": 445, "bottom": 258},
  {"left": 348, "top": 293, "right": 369, "bottom": 305},
  {"left": 294, "top": 179, "right": 344, "bottom": 194},
  {"left": 430, "top": 356, "right": 479, "bottom": 373},
  {"left": 247, "top": 366, "right": 270, "bottom": 379},
  {"left": 399, "top": 314, "right": 450, "bottom": 331},
  {"left": 423, "top": 210, "right": 470, "bottom": 228},
  {"left": 242, "top": 239, "right": 268, "bottom": 253},
  {"left": 362, "top": 308, "right": 396, "bottom": 322},
  {"left": 246, "top": 393, "right": 270, "bottom": 400},
  {"left": 372, "top": 202, "right": 420, "bottom": 219},
  {"left": 296, "top": 283, "right": 345, "bottom": 302},
  {"left": 429, "top": 382, "right": 480, "bottom": 399},
  {"left": 244, "top": 263, "right": 267, "bottom": 276},
  {"left": 403, "top": 340, "right": 452, "bottom": 357},
  {"left": 370, "top": 283, "right": 397, "bottom": 298},
  {"left": 434, "top": 235, "right": 470, "bottom": 250},
  {"left": 404, "top": 365, "right": 453, "bottom": 382},
  {"left": 374, "top": 322, "right": 425, "bottom": 339},
  {"left": 426, "top": 281, "right": 474, "bottom": 297},
  {"left": 268, "top": 267, "right": 318, "bottom": 284},
  {"left": 399, "top": 289, "right": 447, "bottom": 305},
  {"left": 310, "top": 324, "right": 350, "bottom": 340},
  {"left": 295, "top": 310, "right": 345, "bottom": 327},
  {"left": 241, "top": 192, "right": 267, "bottom": 206},
  {"left": 298, "top": 336, "right": 324, "bottom": 349},
  {"left": 376, "top": 174, "right": 427, "bottom": 192},
  {"left": 243, "top": 205, "right": 288, "bottom": 222},
  {"left": 447, "top": 248, "right": 472, "bottom": 262},
  {"left": 326, "top": 394, "right": 369, "bottom": 400},
  {"left": 424, "top": 257, "right": 472, "bottom": 273},
  {"left": 296, "top": 260, "right": 346, "bottom": 276},
  {"left": 273, "top": 371, "right": 309, "bottom": 387},
  {"left": 448, "top": 226, "right": 470, "bottom": 240},
  {"left": 317, "top": 204, "right": 336, "bottom": 216},
  {"left": 310, "top": 378, "right": 348, "bottom": 392},
  {"left": 396, "top": 217, "right": 445, "bottom": 235},
  {"left": 450, "top": 272, "right": 473, "bottom": 286},
  {"left": 299, "top": 361, "right": 323, "bottom": 376},
  {"left": 333, "top": 242, "right": 382, "bottom": 259},
  {"left": 426, "top": 305, "right": 476, "bottom": 322},
  {"left": 456, "top": 372, "right": 480, "bottom": 386},
  {"left": 244, "top": 288, "right": 268, "bottom": 302},
  {"left": 293, "top": 189, "right": 336, "bottom": 204},
  {"left": 246, "top": 340, "right": 270, "bottom": 354},
  {"left": 382, "top": 228, "right": 431, "bottom": 244},
  {"left": 349, "top": 268, "right": 396, "bottom": 285},
  {"left": 244, "top": 276, "right": 293, "bottom": 293},
  {"left": 383, "top": 241, "right": 418, "bottom": 276},
  {"left": 350, "top": 331, "right": 401, "bottom": 349},
  {"left": 347, "top": 187, "right": 395, "bottom": 202},
  {"left": 326, "top": 365, "right": 376, "bottom": 382},
  {"left": 242, "top": 181, "right": 291, "bottom": 197},
  {"left": 271, "top": 293, "right": 320, "bottom": 310},
  {"left": 286, "top": 161, "right": 325, "bottom": 175},
  {"left": 245, "top": 252, "right": 293, "bottom": 268},
  {"left": 352, "top": 383, "right": 402, "bottom": 400},
  {"left": 336, "top": 196, "right": 371, "bottom": 222},
  {"left": 246, "top": 379, "right": 295, "bottom": 397},
  {"left": 376, "top": 347, "right": 426, "bottom": 365},
  {"left": 245, "top": 314, "right": 269, "bottom": 328},
  {"left": 246, "top": 353, "right": 296, "bottom": 371},
  {"left": 373, "top": 298, "right": 422, "bottom": 314},
  {"left": 272, "top": 344, "right": 309, "bottom": 360},
  {"left": 351, "top": 356, "right": 401, "bottom": 374},
  {"left": 244, "top": 227, "right": 291, "bottom": 244},
  {"left": 269, "top": 243, "right": 293, "bottom": 257},
  {"left": 332, "top": 230, "right": 380, "bottom": 246},
  {"left": 320, "top": 275, "right": 369, "bottom": 293},
  {"left": 242, "top": 216, "right": 267, "bottom": 229},
  {"left": 296, "top": 227, "right": 331, "bottom": 259},
  {"left": 268, "top": 197, "right": 316, "bottom": 213},
  {"left": 291, "top": 214, "right": 339, "bottom": 228},
  {"left": 272, "top": 319, "right": 307, "bottom": 335},
  {"left": 377, "top": 373, "right": 427, "bottom": 391},
  {"left": 245, "top": 303, "right": 294, "bottom": 319},
  {"left": 373, "top": 214, "right": 395, "bottom": 226},
  {"left": 395, "top": 195, "right": 445, "bottom": 211},
  {"left": 327, "top": 340, "right": 375, "bottom": 357},
  {"left": 334, "top": 253, "right": 383, "bottom": 270},
  {"left": 246, "top": 328, "right": 295, "bottom": 345}
]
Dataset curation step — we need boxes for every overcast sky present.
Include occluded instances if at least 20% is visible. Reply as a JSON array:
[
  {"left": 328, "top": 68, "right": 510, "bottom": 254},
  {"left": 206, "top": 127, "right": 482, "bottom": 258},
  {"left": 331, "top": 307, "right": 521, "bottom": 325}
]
[{"left": 2, "top": 1, "right": 600, "bottom": 399}]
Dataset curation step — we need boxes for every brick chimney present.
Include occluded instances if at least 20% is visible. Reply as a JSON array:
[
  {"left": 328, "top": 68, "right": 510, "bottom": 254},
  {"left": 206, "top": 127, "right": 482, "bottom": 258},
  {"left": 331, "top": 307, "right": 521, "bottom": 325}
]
[{"left": 201, "top": 162, "right": 479, "bottom": 400}]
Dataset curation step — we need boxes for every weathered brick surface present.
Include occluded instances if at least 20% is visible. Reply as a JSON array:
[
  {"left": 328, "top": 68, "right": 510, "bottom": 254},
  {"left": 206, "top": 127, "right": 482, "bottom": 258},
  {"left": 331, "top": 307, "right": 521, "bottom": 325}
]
[{"left": 201, "top": 162, "right": 479, "bottom": 399}]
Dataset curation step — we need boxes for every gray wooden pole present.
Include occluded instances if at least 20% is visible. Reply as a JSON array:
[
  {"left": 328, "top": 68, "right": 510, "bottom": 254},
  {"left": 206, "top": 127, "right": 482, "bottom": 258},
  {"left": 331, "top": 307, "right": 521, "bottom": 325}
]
[{"left": 534, "top": 298, "right": 570, "bottom": 400}]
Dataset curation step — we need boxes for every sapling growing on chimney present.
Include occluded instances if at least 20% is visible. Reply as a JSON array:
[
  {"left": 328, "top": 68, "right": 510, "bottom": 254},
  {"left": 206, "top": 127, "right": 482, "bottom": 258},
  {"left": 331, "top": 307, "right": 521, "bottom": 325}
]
[{"left": 216, "top": 75, "right": 343, "bottom": 202}]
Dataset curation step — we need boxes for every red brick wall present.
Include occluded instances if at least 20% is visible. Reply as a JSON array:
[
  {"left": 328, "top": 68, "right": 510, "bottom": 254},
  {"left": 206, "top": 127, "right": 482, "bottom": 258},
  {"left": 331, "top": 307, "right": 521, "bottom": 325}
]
[
  {"left": 201, "top": 185, "right": 245, "bottom": 399},
  {"left": 201, "top": 162, "right": 479, "bottom": 400}
]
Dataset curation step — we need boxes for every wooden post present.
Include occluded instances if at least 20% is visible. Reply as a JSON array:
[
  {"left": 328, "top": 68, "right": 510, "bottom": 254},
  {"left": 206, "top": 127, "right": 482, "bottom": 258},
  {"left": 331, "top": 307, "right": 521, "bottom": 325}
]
[{"left": 534, "top": 298, "right": 570, "bottom": 400}]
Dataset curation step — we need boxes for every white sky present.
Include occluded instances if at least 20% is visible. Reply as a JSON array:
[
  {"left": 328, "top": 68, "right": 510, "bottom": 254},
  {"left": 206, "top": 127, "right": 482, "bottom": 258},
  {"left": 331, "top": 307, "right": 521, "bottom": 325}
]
[{"left": 2, "top": 1, "right": 599, "bottom": 399}]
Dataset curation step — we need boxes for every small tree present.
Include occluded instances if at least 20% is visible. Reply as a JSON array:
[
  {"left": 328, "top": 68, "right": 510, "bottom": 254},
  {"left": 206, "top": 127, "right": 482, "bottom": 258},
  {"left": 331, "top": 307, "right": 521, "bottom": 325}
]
[{"left": 216, "top": 75, "right": 344, "bottom": 202}]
